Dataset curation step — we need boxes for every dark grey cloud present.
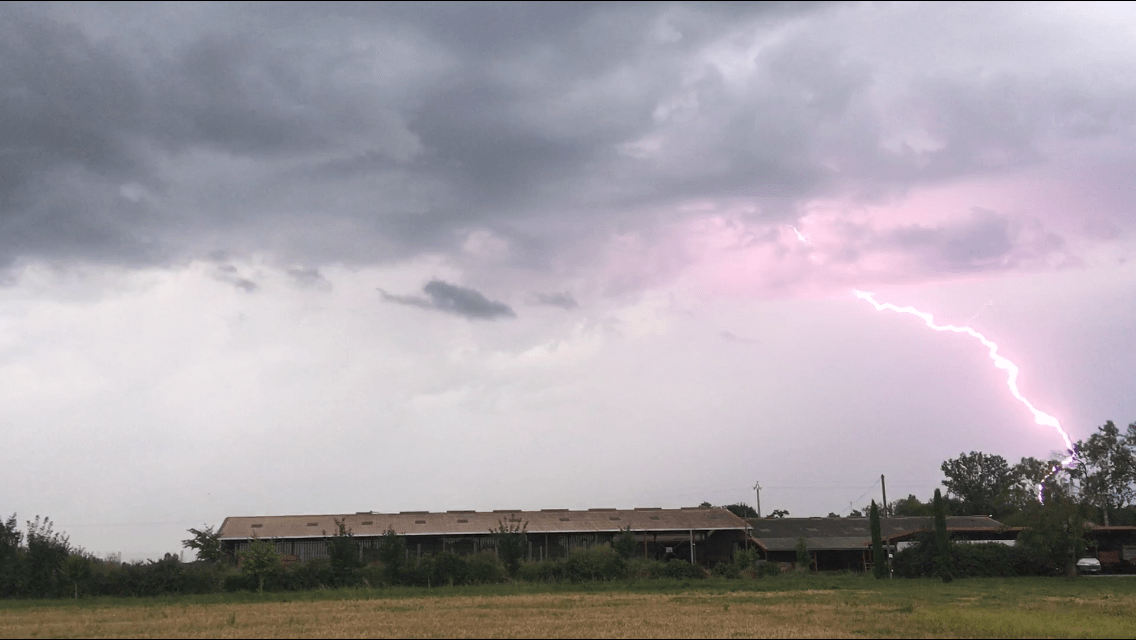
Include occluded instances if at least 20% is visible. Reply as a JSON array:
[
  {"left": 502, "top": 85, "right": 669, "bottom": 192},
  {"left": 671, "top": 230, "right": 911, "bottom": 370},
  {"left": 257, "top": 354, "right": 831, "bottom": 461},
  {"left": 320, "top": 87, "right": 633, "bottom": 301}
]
[
  {"left": 286, "top": 266, "right": 332, "bottom": 290},
  {"left": 885, "top": 209, "right": 1063, "bottom": 272},
  {"left": 531, "top": 292, "right": 579, "bottom": 310},
  {"left": 0, "top": 1, "right": 1132, "bottom": 280},
  {"left": 379, "top": 280, "right": 515, "bottom": 320},
  {"left": 213, "top": 264, "right": 258, "bottom": 293}
]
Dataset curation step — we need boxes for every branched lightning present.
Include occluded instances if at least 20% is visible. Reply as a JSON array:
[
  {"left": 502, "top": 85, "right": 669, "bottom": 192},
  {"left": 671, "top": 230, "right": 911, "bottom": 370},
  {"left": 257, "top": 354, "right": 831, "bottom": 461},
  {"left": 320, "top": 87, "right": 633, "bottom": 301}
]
[{"left": 853, "top": 290, "right": 1076, "bottom": 499}]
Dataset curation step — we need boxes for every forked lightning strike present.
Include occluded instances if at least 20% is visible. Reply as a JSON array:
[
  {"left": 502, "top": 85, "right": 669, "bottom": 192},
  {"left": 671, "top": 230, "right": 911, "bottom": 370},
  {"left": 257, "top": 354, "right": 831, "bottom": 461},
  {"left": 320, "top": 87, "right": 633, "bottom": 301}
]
[{"left": 853, "top": 290, "right": 1076, "bottom": 499}]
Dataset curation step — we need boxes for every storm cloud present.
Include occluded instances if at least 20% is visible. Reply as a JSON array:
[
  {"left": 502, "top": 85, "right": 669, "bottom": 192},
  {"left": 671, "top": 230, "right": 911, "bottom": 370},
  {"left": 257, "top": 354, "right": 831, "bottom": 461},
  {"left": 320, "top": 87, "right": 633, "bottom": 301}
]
[
  {"left": 379, "top": 280, "right": 515, "bottom": 320},
  {"left": 1, "top": 1, "right": 1130, "bottom": 289}
]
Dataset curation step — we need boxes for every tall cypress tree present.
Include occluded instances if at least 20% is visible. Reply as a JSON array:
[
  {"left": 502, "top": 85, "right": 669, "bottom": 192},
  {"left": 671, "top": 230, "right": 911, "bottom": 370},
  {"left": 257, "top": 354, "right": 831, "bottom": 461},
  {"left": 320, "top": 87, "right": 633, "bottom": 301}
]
[
  {"left": 870, "top": 500, "right": 887, "bottom": 579},
  {"left": 933, "top": 489, "right": 953, "bottom": 583}
]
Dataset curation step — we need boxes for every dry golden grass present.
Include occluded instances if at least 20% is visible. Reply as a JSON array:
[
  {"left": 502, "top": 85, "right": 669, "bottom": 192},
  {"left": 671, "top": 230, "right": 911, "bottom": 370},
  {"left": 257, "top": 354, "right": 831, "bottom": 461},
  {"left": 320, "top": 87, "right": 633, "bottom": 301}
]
[{"left": 2, "top": 585, "right": 1135, "bottom": 638}]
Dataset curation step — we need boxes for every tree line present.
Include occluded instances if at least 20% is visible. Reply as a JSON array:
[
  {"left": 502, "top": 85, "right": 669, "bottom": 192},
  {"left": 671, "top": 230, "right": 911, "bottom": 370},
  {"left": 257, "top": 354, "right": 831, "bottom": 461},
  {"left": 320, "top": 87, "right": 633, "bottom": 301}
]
[{"left": 4, "top": 420, "right": 1130, "bottom": 597}]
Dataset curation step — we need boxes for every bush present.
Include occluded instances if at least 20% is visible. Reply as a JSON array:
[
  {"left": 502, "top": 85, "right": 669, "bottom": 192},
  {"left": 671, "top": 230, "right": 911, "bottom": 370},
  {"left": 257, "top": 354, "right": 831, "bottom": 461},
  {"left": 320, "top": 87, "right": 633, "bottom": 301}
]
[
  {"left": 892, "top": 534, "right": 1056, "bottom": 578},
  {"left": 562, "top": 546, "right": 627, "bottom": 582},
  {"left": 464, "top": 552, "right": 505, "bottom": 585},
  {"left": 284, "top": 558, "right": 335, "bottom": 590},
  {"left": 661, "top": 559, "right": 705, "bottom": 580},
  {"left": 240, "top": 539, "right": 283, "bottom": 592},
  {"left": 626, "top": 558, "right": 665, "bottom": 580},
  {"left": 755, "top": 560, "right": 782, "bottom": 577},
  {"left": 712, "top": 561, "right": 742, "bottom": 579},
  {"left": 517, "top": 558, "right": 563, "bottom": 583},
  {"left": 613, "top": 528, "right": 639, "bottom": 560},
  {"left": 431, "top": 551, "right": 470, "bottom": 587}
]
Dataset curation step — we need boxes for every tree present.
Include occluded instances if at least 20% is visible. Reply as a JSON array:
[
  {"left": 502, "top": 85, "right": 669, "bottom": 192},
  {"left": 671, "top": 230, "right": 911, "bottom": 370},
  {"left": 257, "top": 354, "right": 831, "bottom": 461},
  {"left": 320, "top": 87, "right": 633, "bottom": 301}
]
[
  {"left": 1016, "top": 484, "right": 1090, "bottom": 576},
  {"left": 61, "top": 554, "right": 93, "bottom": 599},
  {"left": 795, "top": 537, "right": 810, "bottom": 571},
  {"left": 940, "top": 451, "right": 1015, "bottom": 517},
  {"left": 933, "top": 489, "right": 953, "bottom": 583},
  {"left": 613, "top": 527, "right": 639, "bottom": 560},
  {"left": 490, "top": 515, "right": 528, "bottom": 578},
  {"left": 768, "top": 509, "right": 790, "bottom": 519},
  {"left": 1005, "top": 456, "right": 1055, "bottom": 512},
  {"left": 25, "top": 516, "right": 71, "bottom": 598},
  {"left": 870, "top": 501, "right": 887, "bottom": 579},
  {"left": 889, "top": 494, "right": 933, "bottom": 517},
  {"left": 240, "top": 538, "right": 282, "bottom": 593},
  {"left": 0, "top": 514, "right": 23, "bottom": 598},
  {"left": 182, "top": 524, "right": 225, "bottom": 563},
  {"left": 376, "top": 528, "right": 407, "bottom": 585},
  {"left": 325, "top": 519, "right": 362, "bottom": 586},
  {"left": 724, "top": 503, "right": 758, "bottom": 518},
  {"left": 1073, "top": 420, "right": 1136, "bottom": 525}
]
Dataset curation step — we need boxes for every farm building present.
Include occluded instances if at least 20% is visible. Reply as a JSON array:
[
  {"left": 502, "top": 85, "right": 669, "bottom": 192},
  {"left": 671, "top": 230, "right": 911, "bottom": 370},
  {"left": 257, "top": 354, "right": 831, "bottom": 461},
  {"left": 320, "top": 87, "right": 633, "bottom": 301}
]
[
  {"left": 746, "top": 515, "right": 1013, "bottom": 571},
  {"left": 218, "top": 507, "right": 749, "bottom": 567}
]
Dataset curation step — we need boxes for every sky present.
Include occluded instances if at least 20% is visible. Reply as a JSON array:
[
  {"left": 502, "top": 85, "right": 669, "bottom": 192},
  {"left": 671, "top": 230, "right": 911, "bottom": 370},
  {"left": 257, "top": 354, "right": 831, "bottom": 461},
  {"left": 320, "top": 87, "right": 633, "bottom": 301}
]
[{"left": 2, "top": 1, "right": 1135, "bottom": 561}]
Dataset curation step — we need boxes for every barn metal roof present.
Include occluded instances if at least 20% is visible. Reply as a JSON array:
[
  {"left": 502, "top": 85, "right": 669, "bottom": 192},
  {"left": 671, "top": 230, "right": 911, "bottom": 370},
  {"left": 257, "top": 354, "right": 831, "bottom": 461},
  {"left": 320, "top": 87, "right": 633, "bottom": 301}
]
[
  {"left": 747, "top": 516, "right": 1008, "bottom": 552},
  {"left": 219, "top": 507, "right": 749, "bottom": 541}
]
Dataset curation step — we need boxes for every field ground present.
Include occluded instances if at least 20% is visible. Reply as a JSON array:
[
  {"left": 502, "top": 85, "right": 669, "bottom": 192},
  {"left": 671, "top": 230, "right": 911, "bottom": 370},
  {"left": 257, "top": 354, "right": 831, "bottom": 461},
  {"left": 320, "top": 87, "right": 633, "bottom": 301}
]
[{"left": 3, "top": 575, "right": 1136, "bottom": 638}]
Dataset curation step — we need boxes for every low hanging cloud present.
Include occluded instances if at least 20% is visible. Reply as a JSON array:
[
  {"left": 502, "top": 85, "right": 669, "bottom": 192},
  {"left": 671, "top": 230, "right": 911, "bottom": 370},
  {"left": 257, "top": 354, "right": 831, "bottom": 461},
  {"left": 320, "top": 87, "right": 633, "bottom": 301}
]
[
  {"left": 378, "top": 280, "right": 516, "bottom": 320},
  {"left": 531, "top": 291, "right": 579, "bottom": 309}
]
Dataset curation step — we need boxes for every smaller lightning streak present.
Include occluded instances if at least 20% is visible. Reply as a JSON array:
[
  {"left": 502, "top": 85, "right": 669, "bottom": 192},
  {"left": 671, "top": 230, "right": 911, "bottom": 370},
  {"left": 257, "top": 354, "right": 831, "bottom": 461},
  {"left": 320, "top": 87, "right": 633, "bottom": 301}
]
[
  {"left": 782, "top": 224, "right": 811, "bottom": 245},
  {"left": 852, "top": 290, "right": 1076, "bottom": 499},
  {"left": 967, "top": 300, "right": 995, "bottom": 322}
]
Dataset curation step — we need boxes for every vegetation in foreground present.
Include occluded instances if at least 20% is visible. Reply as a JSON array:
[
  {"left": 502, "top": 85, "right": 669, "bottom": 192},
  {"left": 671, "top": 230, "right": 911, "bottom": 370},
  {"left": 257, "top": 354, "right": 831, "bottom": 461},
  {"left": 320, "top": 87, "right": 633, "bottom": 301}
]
[{"left": 1, "top": 574, "right": 1135, "bottom": 639}]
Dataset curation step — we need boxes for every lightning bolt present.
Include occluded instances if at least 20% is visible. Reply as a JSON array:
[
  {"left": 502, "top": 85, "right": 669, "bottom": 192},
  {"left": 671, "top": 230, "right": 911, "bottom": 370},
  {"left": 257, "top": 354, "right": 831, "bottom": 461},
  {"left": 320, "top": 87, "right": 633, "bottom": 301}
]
[
  {"left": 781, "top": 224, "right": 811, "bottom": 245},
  {"left": 853, "top": 290, "right": 1076, "bottom": 500}
]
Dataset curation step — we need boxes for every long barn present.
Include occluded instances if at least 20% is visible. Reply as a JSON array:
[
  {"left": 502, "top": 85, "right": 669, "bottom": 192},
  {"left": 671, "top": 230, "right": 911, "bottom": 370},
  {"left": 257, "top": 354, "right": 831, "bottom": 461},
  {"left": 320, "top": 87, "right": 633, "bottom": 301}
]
[{"left": 218, "top": 507, "right": 749, "bottom": 567}]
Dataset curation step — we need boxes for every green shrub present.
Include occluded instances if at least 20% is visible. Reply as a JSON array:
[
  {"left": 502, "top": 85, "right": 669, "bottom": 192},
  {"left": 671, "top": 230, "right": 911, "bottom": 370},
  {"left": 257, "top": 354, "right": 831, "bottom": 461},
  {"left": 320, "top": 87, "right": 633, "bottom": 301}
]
[
  {"left": 892, "top": 534, "right": 1056, "bottom": 578},
  {"left": 517, "top": 558, "right": 564, "bottom": 583},
  {"left": 284, "top": 558, "right": 335, "bottom": 590},
  {"left": 613, "top": 528, "right": 639, "bottom": 560},
  {"left": 464, "top": 552, "right": 505, "bottom": 584},
  {"left": 712, "top": 561, "right": 741, "bottom": 579},
  {"left": 562, "top": 546, "right": 627, "bottom": 582},
  {"left": 756, "top": 561, "right": 782, "bottom": 577},
  {"left": 626, "top": 557, "right": 665, "bottom": 580},
  {"left": 431, "top": 551, "right": 469, "bottom": 587},
  {"left": 661, "top": 559, "right": 704, "bottom": 580}
]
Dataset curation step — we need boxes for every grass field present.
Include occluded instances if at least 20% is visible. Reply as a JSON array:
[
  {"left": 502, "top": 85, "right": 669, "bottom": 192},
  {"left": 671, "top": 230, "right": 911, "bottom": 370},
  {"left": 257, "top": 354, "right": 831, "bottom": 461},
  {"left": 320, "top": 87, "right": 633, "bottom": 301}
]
[{"left": 2, "top": 575, "right": 1135, "bottom": 638}]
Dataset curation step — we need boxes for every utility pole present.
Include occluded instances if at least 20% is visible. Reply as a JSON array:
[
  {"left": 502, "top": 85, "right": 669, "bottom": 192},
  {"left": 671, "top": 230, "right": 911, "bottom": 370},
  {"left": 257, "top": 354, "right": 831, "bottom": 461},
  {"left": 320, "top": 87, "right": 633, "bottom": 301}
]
[
  {"left": 754, "top": 481, "right": 762, "bottom": 518},
  {"left": 880, "top": 474, "right": 888, "bottom": 518}
]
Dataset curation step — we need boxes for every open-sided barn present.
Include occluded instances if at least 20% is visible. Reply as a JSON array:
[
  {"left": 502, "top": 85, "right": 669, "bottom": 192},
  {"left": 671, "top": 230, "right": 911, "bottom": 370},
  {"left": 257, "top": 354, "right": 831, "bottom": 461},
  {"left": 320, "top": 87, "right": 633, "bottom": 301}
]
[
  {"left": 747, "top": 515, "right": 1012, "bottom": 571},
  {"left": 218, "top": 507, "right": 749, "bottom": 567}
]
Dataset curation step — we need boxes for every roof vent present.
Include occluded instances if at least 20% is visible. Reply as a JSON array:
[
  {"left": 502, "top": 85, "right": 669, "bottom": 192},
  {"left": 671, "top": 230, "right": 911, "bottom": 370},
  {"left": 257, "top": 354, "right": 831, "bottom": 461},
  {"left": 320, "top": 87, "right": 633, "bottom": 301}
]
[
  {"left": 415, "top": 520, "right": 427, "bottom": 525},
  {"left": 609, "top": 517, "right": 621, "bottom": 521},
  {"left": 649, "top": 516, "right": 660, "bottom": 521},
  {"left": 250, "top": 524, "right": 263, "bottom": 528},
  {"left": 559, "top": 517, "right": 571, "bottom": 522},
  {"left": 361, "top": 521, "right": 374, "bottom": 526},
  {"left": 307, "top": 522, "right": 319, "bottom": 527},
  {"left": 457, "top": 519, "right": 468, "bottom": 524}
]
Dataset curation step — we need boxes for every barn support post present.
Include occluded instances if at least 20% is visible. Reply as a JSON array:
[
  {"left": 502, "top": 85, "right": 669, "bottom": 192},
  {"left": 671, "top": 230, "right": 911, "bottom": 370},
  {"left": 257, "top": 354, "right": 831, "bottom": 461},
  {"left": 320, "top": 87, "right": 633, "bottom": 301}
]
[{"left": 689, "top": 530, "right": 695, "bottom": 564}]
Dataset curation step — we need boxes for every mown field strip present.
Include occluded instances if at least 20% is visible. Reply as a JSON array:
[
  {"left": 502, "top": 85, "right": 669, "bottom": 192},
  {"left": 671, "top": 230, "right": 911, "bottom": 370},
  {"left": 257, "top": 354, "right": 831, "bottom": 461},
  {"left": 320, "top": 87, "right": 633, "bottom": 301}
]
[{"left": 3, "top": 581, "right": 1136, "bottom": 639}]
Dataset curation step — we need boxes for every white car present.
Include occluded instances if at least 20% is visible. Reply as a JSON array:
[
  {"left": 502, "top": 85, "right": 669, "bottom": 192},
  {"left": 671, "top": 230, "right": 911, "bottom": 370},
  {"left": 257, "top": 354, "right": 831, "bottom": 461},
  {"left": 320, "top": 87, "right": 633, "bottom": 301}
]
[{"left": 1076, "top": 557, "right": 1102, "bottom": 574}]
